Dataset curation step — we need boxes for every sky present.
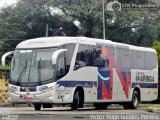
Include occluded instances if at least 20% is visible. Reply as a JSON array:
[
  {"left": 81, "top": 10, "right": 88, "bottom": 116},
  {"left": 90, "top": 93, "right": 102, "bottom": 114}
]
[{"left": 0, "top": 0, "right": 17, "bottom": 8}]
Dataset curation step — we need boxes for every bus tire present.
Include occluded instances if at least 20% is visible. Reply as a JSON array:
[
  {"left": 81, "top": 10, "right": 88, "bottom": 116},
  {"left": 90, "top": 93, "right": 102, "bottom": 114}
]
[
  {"left": 123, "top": 91, "right": 139, "bottom": 109},
  {"left": 71, "top": 91, "right": 80, "bottom": 110},
  {"left": 93, "top": 103, "right": 108, "bottom": 110},
  {"left": 34, "top": 103, "right": 41, "bottom": 110}
]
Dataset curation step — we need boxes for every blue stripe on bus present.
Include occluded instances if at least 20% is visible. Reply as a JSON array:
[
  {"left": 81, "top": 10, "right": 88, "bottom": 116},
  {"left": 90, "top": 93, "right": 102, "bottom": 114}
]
[
  {"left": 57, "top": 80, "right": 158, "bottom": 88},
  {"left": 132, "top": 82, "right": 158, "bottom": 88},
  {"left": 57, "top": 81, "right": 97, "bottom": 88}
]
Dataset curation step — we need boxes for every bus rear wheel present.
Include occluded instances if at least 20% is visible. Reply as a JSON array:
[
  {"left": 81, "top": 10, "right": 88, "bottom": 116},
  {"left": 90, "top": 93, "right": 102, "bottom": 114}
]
[
  {"left": 123, "top": 91, "right": 139, "bottom": 109},
  {"left": 34, "top": 103, "right": 41, "bottom": 110}
]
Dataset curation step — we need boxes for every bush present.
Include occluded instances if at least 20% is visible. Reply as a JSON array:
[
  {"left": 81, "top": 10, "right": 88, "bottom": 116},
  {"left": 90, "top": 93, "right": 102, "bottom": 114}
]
[
  {"left": 152, "top": 41, "right": 160, "bottom": 83},
  {"left": 0, "top": 65, "right": 10, "bottom": 71},
  {"left": 152, "top": 41, "right": 160, "bottom": 99}
]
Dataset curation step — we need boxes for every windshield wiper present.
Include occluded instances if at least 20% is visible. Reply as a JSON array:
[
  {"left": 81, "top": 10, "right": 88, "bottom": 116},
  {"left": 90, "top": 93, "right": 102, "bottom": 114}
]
[
  {"left": 16, "top": 61, "right": 27, "bottom": 86},
  {"left": 38, "top": 58, "right": 41, "bottom": 85}
]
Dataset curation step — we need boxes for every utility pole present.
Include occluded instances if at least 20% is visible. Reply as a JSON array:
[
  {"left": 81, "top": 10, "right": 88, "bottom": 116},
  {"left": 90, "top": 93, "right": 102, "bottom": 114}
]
[
  {"left": 103, "top": 0, "right": 105, "bottom": 40},
  {"left": 45, "top": 24, "right": 48, "bottom": 37}
]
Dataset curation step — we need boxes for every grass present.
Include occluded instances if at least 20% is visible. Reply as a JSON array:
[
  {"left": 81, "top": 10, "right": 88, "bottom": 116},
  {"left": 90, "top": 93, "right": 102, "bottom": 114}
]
[
  {"left": 140, "top": 98, "right": 160, "bottom": 108},
  {"left": 140, "top": 104, "right": 160, "bottom": 108}
]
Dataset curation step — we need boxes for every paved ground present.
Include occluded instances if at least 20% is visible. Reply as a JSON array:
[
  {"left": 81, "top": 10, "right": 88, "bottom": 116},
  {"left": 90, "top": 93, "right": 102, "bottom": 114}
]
[{"left": 0, "top": 106, "right": 159, "bottom": 120}]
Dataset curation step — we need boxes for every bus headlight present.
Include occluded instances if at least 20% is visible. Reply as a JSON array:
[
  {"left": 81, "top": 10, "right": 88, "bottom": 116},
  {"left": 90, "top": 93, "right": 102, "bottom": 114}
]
[{"left": 38, "top": 85, "right": 55, "bottom": 93}]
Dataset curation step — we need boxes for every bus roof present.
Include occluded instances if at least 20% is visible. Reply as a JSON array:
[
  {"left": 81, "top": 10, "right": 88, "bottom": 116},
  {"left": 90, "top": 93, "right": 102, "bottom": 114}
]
[
  {"left": 16, "top": 36, "right": 156, "bottom": 53},
  {"left": 16, "top": 37, "right": 78, "bottom": 49},
  {"left": 16, "top": 36, "right": 112, "bottom": 49}
]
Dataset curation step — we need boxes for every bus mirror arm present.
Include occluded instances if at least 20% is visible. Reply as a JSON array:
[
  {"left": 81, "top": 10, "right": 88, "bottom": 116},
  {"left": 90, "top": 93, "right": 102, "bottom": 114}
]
[
  {"left": 1, "top": 51, "right": 14, "bottom": 66},
  {"left": 52, "top": 49, "right": 68, "bottom": 65}
]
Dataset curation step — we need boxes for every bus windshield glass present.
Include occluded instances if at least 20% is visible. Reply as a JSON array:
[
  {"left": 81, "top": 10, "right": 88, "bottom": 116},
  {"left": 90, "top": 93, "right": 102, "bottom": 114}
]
[{"left": 10, "top": 48, "right": 58, "bottom": 86}]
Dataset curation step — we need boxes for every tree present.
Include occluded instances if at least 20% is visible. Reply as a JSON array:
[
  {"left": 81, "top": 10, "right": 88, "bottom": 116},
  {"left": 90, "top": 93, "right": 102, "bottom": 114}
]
[
  {"left": 152, "top": 41, "right": 160, "bottom": 83},
  {"left": 55, "top": 0, "right": 160, "bottom": 47},
  {"left": 57, "top": 0, "right": 104, "bottom": 38},
  {"left": 0, "top": 0, "right": 78, "bottom": 56},
  {"left": 0, "top": 0, "right": 160, "bottom": 57}
]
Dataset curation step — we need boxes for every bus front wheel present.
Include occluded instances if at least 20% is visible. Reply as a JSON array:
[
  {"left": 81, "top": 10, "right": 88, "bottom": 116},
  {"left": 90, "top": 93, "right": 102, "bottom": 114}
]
[
  {"left": 34, "top": 103, "right": 41, "bottom": 110},
  {"left": 71, "top": 91, "right": 80, "bottom": 110}
]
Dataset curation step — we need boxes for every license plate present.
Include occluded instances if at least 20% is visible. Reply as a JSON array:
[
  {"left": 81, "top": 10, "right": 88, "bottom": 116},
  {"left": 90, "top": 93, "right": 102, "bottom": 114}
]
[{"left": 23, "top": 96, "right": 33, "bottom": 101}]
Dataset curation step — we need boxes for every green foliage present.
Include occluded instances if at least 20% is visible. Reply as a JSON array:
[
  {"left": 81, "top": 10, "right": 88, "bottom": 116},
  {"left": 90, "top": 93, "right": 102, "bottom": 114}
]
[
  {"left": 58, "top": 0, "right": 103, "bottom": 37},
  {"left": 152, "top": 41, "right": 160, "bottom": 83},
  {"left": 57, "top": 0, "right": 160, "bottom": 46},
  {"left": 0, "top": 0, "right": 78, "bottom": 55},
  {"left": 0, "top": 65, "right": 10, "bottom": 71},
  {"left": 0, "top": 0, "right": 160, "bottom": 56}
]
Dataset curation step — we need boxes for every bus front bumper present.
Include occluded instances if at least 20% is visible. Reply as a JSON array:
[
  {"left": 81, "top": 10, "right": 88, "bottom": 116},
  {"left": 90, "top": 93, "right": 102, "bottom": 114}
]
[{"left": 8, "top": 91, "right": 56, "bottom": 104}]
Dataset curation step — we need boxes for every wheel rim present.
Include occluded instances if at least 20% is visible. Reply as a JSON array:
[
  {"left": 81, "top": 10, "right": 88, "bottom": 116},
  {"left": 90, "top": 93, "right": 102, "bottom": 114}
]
[{"left": 133, "top": 94, "right": 138, "bottom": 107}]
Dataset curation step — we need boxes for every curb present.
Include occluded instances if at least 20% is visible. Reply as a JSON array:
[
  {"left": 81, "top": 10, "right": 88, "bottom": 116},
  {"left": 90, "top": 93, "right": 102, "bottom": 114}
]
[{"left": 147, "top": 107, "right": 160, "bottom": 113}]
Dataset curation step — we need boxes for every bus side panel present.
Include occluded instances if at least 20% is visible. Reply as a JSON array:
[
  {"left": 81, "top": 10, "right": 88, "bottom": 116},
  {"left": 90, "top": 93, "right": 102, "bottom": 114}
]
[
  {"left": 57, "top": 67, "right": 98, "bottom": 103},
  {"left": 131, "top": 69, "right": 158, "bottom": 102}
]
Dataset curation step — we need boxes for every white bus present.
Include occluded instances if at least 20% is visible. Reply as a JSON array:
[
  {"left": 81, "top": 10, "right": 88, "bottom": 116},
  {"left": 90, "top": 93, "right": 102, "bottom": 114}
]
[{"left": 2, "top": 37, "right": 158, "bottom": 110}]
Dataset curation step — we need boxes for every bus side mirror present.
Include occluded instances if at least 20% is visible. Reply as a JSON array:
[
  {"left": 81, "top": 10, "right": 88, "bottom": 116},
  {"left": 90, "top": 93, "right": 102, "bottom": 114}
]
[
  {"left": 52, "top": 49, "right": 68, "bottom": 65},
  {"left": 1, "top": 51, "right": 14, "bottom": 66}
]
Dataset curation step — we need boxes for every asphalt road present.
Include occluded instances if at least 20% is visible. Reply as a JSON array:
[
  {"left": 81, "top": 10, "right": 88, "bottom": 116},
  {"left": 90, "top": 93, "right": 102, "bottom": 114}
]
[{"left": 0, "top": 106, "right": 159, "bottom": 120}]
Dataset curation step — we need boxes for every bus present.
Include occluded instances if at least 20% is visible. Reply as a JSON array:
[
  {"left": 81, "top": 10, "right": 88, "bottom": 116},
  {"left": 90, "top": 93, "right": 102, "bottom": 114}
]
[{"left": 2, "top": 37, "right": 158, "bottom": 110}]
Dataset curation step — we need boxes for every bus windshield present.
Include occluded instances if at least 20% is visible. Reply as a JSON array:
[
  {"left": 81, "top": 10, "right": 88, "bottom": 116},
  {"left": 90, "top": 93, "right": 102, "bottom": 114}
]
[{"left": 10, "top": 48, "right": 58, "bottom": 86}]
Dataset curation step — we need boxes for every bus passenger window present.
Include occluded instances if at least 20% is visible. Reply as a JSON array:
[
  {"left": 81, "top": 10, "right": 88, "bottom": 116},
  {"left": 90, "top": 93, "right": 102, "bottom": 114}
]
[
  {"left": 106, "top": 59, "right": 109, "bottom": 67},
  {"left": 74, "top": 45, "right": 109, "bottom": 69},
  {"left": 93, "top": 47, "right": 106, "bottom": 68},
  {"left": 63, "top": 43, "right": 76, "bottom": 73},
  {"left": 56, "top": 56, "right": 66, "bottom": 79},
  {"left": 74, "top": 45, "right": 88, "bottom": 70},
  {"left": 94, "top": 54, "right": 105, "bottom": 67},
  {"left": 74, "top": 61, "right": 86, "bottom": 70}
]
